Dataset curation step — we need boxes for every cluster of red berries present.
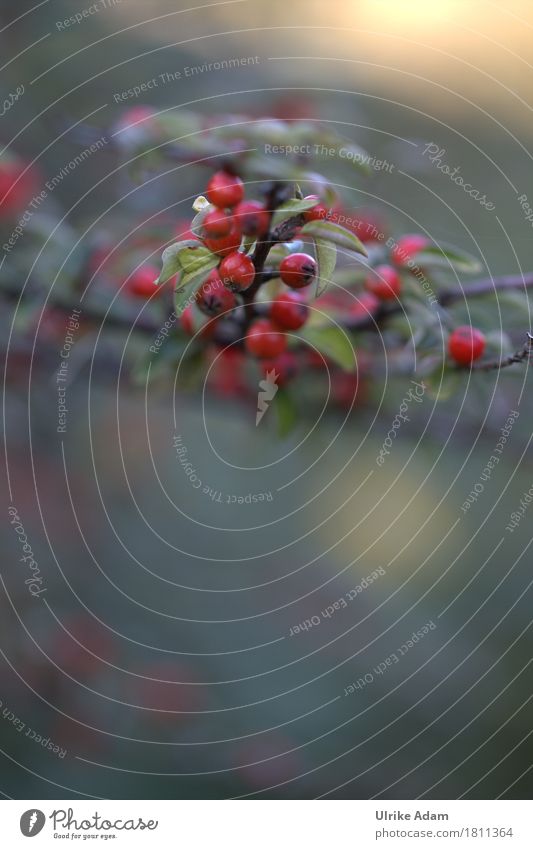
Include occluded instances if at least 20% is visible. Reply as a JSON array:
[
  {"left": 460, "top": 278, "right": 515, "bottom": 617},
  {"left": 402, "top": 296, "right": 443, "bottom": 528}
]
[
  {"left": 126, "top": 170, "right": 487, "bottom": 372},
  {"left": 363, "top": 234, "right": 430, "bottom": 302},
  {"left": 172, "top": 171, "right": 321, "bottom": 359}
]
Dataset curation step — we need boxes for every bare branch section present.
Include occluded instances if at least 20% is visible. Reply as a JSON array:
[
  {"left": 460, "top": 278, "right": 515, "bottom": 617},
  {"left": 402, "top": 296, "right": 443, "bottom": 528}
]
[
  {"left": 469, "top": 333, "right": 533, "bottom": 372},
  {"left": 439, "top": 273, "right": 533, "bottom": 305}
]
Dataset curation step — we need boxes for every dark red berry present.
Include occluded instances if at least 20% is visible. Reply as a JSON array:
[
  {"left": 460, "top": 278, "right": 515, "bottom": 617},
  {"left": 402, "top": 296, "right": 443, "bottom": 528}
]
[
  {"left": 195, "top": 270, "right": 237, "bottom": 316},
  {"left": 245, "top": 319, "right": 287, "bottom": 358},
  {"left": 448, "top": 326, "right": 486, "bottom": 365},
  {"left": 234, "top": 200, "right": 270, "bottom": 238},
  {"left": 203, "top": 218, "right": 242, "bottom": 256},
  {"left": 364, "top": 264, "right": 401, "bottom": 301},
  {"left": 260, "top": 351, "right": 298, "bottom": 386},
  {"left": 202, "top": 208, "right": 232, "bottom": 238},
  {"left": 391, "top": 234, "right": 429, "bottom": 266},
  {"left": 219, "top": 252, "right": 255, "bottom": 291},
  {"left": 206, "top": 171, "right": 244, "bottom": 208},
  {"left": 350, "top": 292, "right": 380, "bottom": 318},
  {"left": 128, "top": 265, "right": 160, "bottom": 298},
  {"left": 279, "top": 253, "right": 317, "bottom": 289},
  {"left": 303, "top": 195, "right": 330, "bottom": 222},
  {"left": 270, "top": 292, "right": 309, "bottom": 330}
]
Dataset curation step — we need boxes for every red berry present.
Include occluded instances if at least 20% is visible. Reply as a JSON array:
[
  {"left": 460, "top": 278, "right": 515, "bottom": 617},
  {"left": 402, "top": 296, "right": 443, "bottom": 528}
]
[
  {"left": 391, "top": 234, "right": 429, "bottom": 266},
  {"left": 203, "top": 218, "right": 242, "bottom": 256},
  {"left": 364, "top": 264, "right": 401, "bottom": 301},
  {"left": 128, "top": 265, "right": 161, "bottom": 298},
  {"left": 202, "top": 208, "right": 232, "bottom": 238},
  {"left": 332, "top": 372, "right": 366, "bottom": 409},
  {"left": 350, "top": 292, "right": 380, "bottom": 317},
  {"left": 219, "top": 252, "right": 255, "bottom": 291},
  {"left": 303, "top": 195, "right": 330, "bottom": 222},
  {"left": 348, "top": 210, "right": 384, "bottom": 243},
  {"left": 195, "top": 270, "right": 237, "bottom": 316},
  {"left": 270, "top": 292, "right": 309, "bottom": 330},
  {"left": 0, "top": 158, "right": 37, "bottom": 216},
  {"left": 180, "top": 305, "right": 195, "bottom": 335},
  {"left": 206, "top": 171, "right": 244, "bottom": 208},
  {"left": 234, "top": 200, "right": 270, "bottom": 238},
  {"left": 448, "top": 326, "right": 486, "bottom": 365},
  {"left": 245, "top": 319, "right": 287, "bottom": 358},
  {"left": 279, "top": 253, "right": 317, "bottom": 289},
  {"left": 260, "top": 352, "right": 298, "bottom": 386}
]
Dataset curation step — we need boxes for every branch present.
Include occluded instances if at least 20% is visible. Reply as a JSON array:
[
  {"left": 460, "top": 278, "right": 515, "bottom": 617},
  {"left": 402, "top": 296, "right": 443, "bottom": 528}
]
[
  {"left": 439, "top": 273, "right": 533, "bottom": 305},
  {"left": 468, "top": 332, "right": 533, "bottom": 371}
]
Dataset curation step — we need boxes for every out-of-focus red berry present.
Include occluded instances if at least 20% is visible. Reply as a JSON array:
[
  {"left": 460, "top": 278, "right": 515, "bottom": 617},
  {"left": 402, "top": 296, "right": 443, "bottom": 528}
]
[
  {"left": 391, "top": 234, "right": 429, "bottom": 266},
  {"left": 180, "top": 305, "right": 216, "bottom": 338},
  {"left": 448, "top": 326, "right": 486, "bottom": 365},
  {"left": 348, "top": 210, "right": 385, "bottom": 243},
  {"left": 233, "top": 200, "right": 270, "bottom": 238},
  {"left": 332, "top": 371, "right": 367, "bottom": 409},
  {"left": 0, "top": 157, "right": 37, "bottom": 216},
  {"left": 260, "top": 351, "right": 298, "bottom": 385},
  {"left": 203, "top": 218, "right": 242, "bottom": 256},
  {"left": 127, "top": 265, "right": 161, "bottom": 298},
  {"left": 206, "top": 171, "right": 244, "bottom": 208},
  {"left": 208, "top": 348, "right": 247, "bottom": 396},
  {"left": 202, "top": 208, "right": 232, "bottom": 238},
  {"left": 303, "top": 195, "right": 330, "bottom": 222},
  {"left": 349, "top": 292, "right": 381, "bottom": 318},
  {"left": 270, "top": 292, "right": 309, "bottom": 330},
  {"left": 245, "top": 319, "right": 287, "bottom": 358},
  {"left": 364, "top": 264, "right": 401, "bottom": 301}
]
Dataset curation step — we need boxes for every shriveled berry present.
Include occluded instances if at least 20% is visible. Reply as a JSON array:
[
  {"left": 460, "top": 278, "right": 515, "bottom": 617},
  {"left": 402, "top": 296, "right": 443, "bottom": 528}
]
[
  {"left": 448, "top": 326, "right": 486, "bottom": 365},
  {"left": 364, "top": 264, "right": 401, "bottom": 301},
  {"left": 245, "top": 319, "right": 287, "bottom": 358},
  {"left": 270, "top": 292, "right": 309, "bottom": 330},
  {"left": 279, "top": 252, "right": 317, "bottom": 289},
  {"left": 206, "top": 171, "right": 244, "bottom": 208},
  {"left": 219, "top": 252, "right": 255, "bottom": 292}
]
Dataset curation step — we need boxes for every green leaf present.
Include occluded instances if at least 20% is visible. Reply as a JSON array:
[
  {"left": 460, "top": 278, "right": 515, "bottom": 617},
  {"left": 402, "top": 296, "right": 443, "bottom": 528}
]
[
  {"left": 189, "top": 208, "right": 209, "bottom": 237},
  {"left": 156, "top": 239, "right": 202, "bottom": 285},
  {"left": 267, "top": 240, "right": 305, "bottom": 265},
  {"left": 300, "top": 325, "right": 356, "bottom": 372},
  {"left": 415, "top": 244, "right": 482, "bottom": 274},
  {"left": 300, "top": 220, "right": 367, "bottom": 258},
  {"left": 273, "top": 387, "right": 298, "bottom": 438},
  {"left": 173, "top": 248, "right": 220, "bottom": 313},
  {"left": 313, "top": 237, "right": 337, "bottom": 297},
  {"left": 271, "top": 197, "right": 319, "bottom": 229}
]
